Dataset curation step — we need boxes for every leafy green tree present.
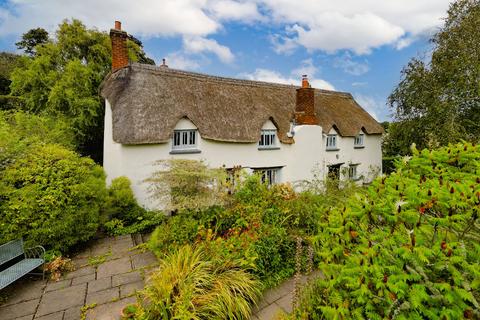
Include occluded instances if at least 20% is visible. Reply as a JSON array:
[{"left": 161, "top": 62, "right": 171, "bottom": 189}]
[
  {"left": 387, "top": 0, "right": 480, "bottom": 155},
  {"left": 0, "top": 110, "right": 75, "bottom": 170},
  {"left": 0, "top": 52, "right": 24, "bottom": 96},
  {"left": 9, "top": 19, "right": 154, "bottom": 162},
  {"left": 15, "top": 27, "right": 49, "bottom": 56}
]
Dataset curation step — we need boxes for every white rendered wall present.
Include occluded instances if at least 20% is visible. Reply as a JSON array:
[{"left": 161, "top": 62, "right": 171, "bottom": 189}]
[{"left": 104, "top": 100, "right": 382, "bottom": 209}]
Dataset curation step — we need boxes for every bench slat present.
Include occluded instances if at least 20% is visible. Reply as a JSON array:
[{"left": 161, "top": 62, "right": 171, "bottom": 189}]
[
  {"left": 0, "top": 239, "right": 24, "bottom": 266},
  {"left": 0, "top": 258, "right": 44, "bottom": 290}
]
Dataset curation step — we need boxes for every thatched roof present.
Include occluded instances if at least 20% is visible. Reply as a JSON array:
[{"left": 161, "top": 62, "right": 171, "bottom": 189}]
[{"left": 101, "top": 63, "right": 383, "bottom": 145}]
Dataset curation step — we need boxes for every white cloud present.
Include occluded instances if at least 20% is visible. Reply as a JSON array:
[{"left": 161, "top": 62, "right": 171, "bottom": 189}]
[
  {"left": 0, "top": 0, "right": 220, "bottom": 37},
  {"left": 183, "top": 36, "right": 234, "bottom": 63},
  {"left": 354, "top": 94, "right": 390, "bottom": 121},
  {"left": 261, "top": 0, "right": 451, "bottom": 54},
  {"left": 163, "top": 51, "right": 200, "bottom": 70},
  {"left": 334, "top": 53, "right": 369, "bottom": 76},
  {"left": 208, "top": 0, "right": 262, "bottom": 22},
  {"left": 0, "top": 0, "right": 451, "bottom": 59},
  {"left": 240, "top": 59, "right": 335, "bottom": 90},
  {"left": 291, "top": 13, "right": 403, "bottom": 55}
]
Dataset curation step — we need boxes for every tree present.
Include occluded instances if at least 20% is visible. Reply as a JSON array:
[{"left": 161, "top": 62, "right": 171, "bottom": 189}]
[
  {"left": 387, "top": 0, "right": 480, "bottom": 155},
  {"left": 9, "top": 19, "right": 155, "bottom": 162},
  {"left": 15, "top": 28, "right": 49, "bottom": 56}
]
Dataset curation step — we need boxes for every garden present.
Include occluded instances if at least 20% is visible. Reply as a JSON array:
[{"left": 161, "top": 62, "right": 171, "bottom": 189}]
[{"left": 1, "top": 108, "right": 478, "bottom": 319}]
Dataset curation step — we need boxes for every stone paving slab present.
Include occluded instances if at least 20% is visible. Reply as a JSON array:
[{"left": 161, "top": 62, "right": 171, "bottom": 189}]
[
  {"left": 88, "top": 277, "right": 112, "bottom": 294},
  {"left": 252, "top": 271, "right": 323, "bottom": 320},
  {"left": 112, "top": 271, "right": 142, "bottom": 287},
  {"left": 36, "top": 283, "right": 87, "bottom": 317},
  {"left": 119, "top": 281, "right": 144, "bottom": 298},
  {"left": 45, "top": 279, "right": 71, "bottom": 292},
  {"left": 86, "top": 287, "right": 119, "bottom": 305},
  {"left": 96, "top": 257, "right": 132, "bottom": 279},
  {"left": 34, "top": 311, "right": 64, "bottom": 320},
  {"left": 85, "top": 296, "right": 136, "bottom": 320},
  {"left": 0, "top": 279, "right": 45, "bottom": 307},
  {"left": 0, "top": 298, "right": 39, "bottom": 320}
]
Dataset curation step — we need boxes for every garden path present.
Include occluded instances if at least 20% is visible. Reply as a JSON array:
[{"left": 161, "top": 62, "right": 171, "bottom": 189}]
[
  {"left": 0, "top": 235, "right": 320, "bottom": 320},
  {"left": 252, "top": 270, "right": 322, "bottom": 320},
  {"left": 0, "top": 234, "right": 157, "bottom": 320}
]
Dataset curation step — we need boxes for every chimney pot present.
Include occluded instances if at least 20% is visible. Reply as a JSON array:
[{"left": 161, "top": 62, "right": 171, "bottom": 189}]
[
  {"left": 301, "top": 75, "right": 310, "bottom": 88},
  {"left": 114, "top": 21, "right": 121, "bottom": 30}
]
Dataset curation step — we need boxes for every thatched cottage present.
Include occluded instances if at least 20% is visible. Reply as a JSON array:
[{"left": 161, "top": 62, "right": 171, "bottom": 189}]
[{"left": 101, "top": 22, "right": 383, "bottom": 209}]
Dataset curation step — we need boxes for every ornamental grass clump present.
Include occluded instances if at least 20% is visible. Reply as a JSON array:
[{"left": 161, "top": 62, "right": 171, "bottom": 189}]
[
  {"left": 134, "top": 244, "right": 261, "bottom": 320},
  {"left": 293, "top": 142, "right": 480, "bottom": 319}
]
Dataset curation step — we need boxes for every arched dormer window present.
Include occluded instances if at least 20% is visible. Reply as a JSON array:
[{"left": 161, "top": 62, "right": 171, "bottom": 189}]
[
  {"left": 170, "top": 118, "right": 201, "bottom": 154},
  {"left": 354, "top": 129, "right": 365, "bottom": 148},
  {"left": 258, "top": 119, "right": 279, "bottom": 150}
]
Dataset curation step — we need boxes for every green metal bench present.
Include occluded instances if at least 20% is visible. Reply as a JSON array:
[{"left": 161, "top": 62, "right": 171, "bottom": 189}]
[{"left": 0, "top": 239, "right": 45, "bottom": 290}]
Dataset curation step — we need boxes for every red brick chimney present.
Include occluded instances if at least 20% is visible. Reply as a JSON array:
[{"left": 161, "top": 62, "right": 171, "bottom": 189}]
[
  {"left": 295, "top": 75, "right": 318, "bottom": 125},
  {"left": 110, "top": 21, "right": 128, "bottom": 71}
]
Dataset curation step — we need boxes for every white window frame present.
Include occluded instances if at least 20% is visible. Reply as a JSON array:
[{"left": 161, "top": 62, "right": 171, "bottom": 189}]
[
  {"left": 254, "top": 167, "right": 280, "bottom": 185},
  {"left": 258, "top": 129, "right": 277, "bottom": 149},
  {"left": 348, "top": 164, "right": 359, "bottom": 180},
  {"left": 326, "top": 134, "right": 338, "bottom": 150},
  {"left": 354, "top": 133, "right": 364, "bottom": 148},
  {"left": 172, "top": 129, "right": 198, "bottom": 150}
]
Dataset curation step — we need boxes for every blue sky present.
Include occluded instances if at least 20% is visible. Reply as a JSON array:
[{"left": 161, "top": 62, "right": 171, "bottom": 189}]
[{"left": 0, "top": 0, "right": 453, "bottom": 121}]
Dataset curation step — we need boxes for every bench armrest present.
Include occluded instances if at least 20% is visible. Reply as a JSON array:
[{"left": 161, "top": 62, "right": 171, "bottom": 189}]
[{"left": 24, "top": 246, "right": 46, "bottom": 261}]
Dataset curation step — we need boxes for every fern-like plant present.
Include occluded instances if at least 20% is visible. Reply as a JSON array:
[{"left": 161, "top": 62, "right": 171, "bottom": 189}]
[{"left": 293, "top": 142, "right": 480, "bottom": 319}]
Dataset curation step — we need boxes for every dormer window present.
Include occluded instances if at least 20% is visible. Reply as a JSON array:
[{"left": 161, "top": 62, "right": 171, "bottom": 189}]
[
  {"left": 258, "top": 129, "right": 278, "bottom": 149},
  {"left": 171, "top": 129, "right": 199, "bottom": 153},
  {"left": 354, "top": 133, "right": 364, "bottom": 148},
  {"left": 326, "top": 134, "right": 338, "bottom": 151}
]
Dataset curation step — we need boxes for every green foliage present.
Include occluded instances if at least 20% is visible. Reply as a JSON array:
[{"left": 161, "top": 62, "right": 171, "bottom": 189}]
[
  {"left": 15, "top": 28, "right": 49, "bottom": 56},
  {"left": 0, "top": 110, "right": 75, "bottom": 170},
  {"left": 387, "top": 0, "right": 480, "bottom": 154},
  {"left": 147, "top": 169, "right": 358, "bottom": 290},
  {"left": 0, "top": 52, "right": 25, "bottom": 96},
  {"left": 293, "top": 142, "right": 480, "bottom": 319},
  {"left": 105, "top": 177, "right": 145, "bottom": 223},
  {"left": 0, "top": 144, "right": 107, "bottom": 252},
  {"left": 145, "top": 159, "right": 227, "bottom": 212},
  {"left": 148, "top": 214, "right": 200, "bottom": 257},
  {"left": 9, "top": 19, "right": 154, "bottom": 161},
  {"left": 134, "top": 244, "right": 261, "bottom": 320},
  {"left": 103, "top": 176, "right": 165, "bottom": 236}
]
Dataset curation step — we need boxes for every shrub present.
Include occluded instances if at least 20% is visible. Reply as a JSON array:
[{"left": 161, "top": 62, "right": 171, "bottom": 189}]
[
  {"left": 293, "top": 142, "right": 480, "bottom": 319},
  {"left": 0, "top": 144, "right": 106, "bottom": 251},
  {"left": 145, "top": 159, "right": 227, "bottom": 212},
  {"left": 148, "top": 214, "right": 200, "bottom": 258},
  {"left": 135, "top": 244, "right": 261, "bottom": 319},
  {"left": 253, "top": 224, "right": 296, "bottom": 288},
  {"left": 102, "top": 176, "right": 164, "bottom": 236},
  {"left": 105, "top": 176, "right": 145, "bottom": 223}
]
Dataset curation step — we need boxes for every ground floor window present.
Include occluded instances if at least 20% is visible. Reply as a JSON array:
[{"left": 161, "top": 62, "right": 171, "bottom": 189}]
[
  {"left": 349, "top": 164, "right": 359, "bottom": 180},
  {"left": 253, "top": 167, "right": 281, "bottom": 185}
]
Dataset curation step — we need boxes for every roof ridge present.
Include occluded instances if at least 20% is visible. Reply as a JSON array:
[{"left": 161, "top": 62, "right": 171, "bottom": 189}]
[{"left": 129, "top": 63, "right": 352, "bottom": 97}]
